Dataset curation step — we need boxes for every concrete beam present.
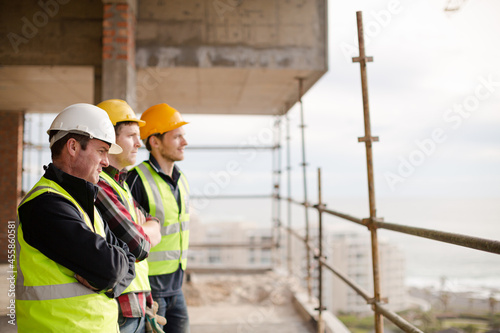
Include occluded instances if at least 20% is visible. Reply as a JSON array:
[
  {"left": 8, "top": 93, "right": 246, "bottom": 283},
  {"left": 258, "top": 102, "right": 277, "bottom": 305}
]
[{"left": 134, "top": 0, "right": 328, "bottom": 115}]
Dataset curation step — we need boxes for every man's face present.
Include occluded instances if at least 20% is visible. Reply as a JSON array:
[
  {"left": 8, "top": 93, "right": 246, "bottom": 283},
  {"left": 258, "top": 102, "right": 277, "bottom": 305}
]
[
  {"left": 158, "top": 127, "right": 188, "bottom": 163},
  {"left": 72, "top": 139, "right": 110, "bottom": 184},
  {"left": 113, "top": 123, "right": 141, "bottom": 170}
]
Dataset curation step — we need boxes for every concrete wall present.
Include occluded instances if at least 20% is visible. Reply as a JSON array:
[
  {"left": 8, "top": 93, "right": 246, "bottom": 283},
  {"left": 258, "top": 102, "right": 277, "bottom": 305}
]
[
  {"left": 136, "top": 0, "right": 327, "bottom": 70},
  {"left": 0, "top": 0, "right": 103, "bottom": 66}
]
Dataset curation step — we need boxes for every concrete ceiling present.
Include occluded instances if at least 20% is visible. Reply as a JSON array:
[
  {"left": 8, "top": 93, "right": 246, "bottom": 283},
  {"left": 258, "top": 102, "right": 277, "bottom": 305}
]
[
  {"left": 136, "top": 67, "right": 323, "bottom": 115},
  {"left": 0, "top": 65, "right": 323, "bottom": 115},
  {"left": 0, "top": 66, "right": 94, "bottom": 113}
]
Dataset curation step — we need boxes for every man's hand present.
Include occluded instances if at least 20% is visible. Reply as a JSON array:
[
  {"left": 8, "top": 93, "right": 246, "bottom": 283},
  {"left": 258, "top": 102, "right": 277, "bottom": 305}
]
[
  {"left": 135, "top": 207, "right": 147, "bottom": 225},
  {"left": 75, "top": 274, "right": 99, "bottom": 291},
  {"left": 142, "top": 220, "right": 162, "bottom": 247}
]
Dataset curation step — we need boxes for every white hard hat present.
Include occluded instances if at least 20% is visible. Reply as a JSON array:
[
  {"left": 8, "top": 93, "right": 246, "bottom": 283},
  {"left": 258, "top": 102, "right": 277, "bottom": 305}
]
[{"left": 47, "top": 103, "right": 123, "bottom": 154}]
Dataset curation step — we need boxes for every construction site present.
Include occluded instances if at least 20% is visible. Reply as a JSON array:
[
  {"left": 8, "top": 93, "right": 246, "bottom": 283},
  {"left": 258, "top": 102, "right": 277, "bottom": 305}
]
[{"left": 1, "top": 1, "right": 500, "bottom": 332}]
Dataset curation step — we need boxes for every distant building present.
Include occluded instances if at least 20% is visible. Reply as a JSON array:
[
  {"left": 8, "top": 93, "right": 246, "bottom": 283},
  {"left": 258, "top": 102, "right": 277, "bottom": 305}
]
[
  {"left": 290, "top": 226, "right": 408, "bottom": 314},
  {"left": 189, "top": 220, "right": 408, "bottom": 314},
  {"left": 188, "top": 219, "right": 273, "bottom": 269}
]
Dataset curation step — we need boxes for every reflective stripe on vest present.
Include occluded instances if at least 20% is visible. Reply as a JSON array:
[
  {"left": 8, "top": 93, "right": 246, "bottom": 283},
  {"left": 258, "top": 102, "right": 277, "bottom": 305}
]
[
  {"left": 134, "top": 162, "right": 190, "bottom": 275},
  {"left": 16, "top": 178, "right": 118, "bottom": 333},
  {"left": 99, "top": 171, "right": 151, "bottom": 294}
]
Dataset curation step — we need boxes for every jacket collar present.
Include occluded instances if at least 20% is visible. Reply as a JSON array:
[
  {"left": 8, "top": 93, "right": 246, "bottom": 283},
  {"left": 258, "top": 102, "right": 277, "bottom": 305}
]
[
  {"left": 102, "top": 165, "right": 128, "bottom": 185},
  {"left": 43, "top": 163, "right": 99, "bottom": 216},
  {"left": 148, "top": 154, "right": 180, "bottom": 183}
]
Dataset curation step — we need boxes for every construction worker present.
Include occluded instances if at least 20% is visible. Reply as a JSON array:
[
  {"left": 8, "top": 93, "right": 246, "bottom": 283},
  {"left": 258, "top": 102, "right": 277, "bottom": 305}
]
[
  {"left": 95, "top": 99, "right": 163, "bottom": 332},
  {"left": 15, "top": 103, "right": 136, "bottom": 332},
  {"left": 126, "top": 103, "right": 190, "bottom": 333}
]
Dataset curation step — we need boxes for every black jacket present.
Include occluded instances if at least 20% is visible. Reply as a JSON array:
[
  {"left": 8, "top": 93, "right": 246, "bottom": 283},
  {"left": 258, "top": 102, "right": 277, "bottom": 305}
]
[{"left": 18, "top": 163, "right": 135, "bottom": 298}]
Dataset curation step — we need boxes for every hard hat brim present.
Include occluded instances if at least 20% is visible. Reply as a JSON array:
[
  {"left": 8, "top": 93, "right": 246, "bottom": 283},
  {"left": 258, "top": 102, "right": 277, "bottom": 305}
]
[
  {"left": 139, "top": 121, "right": 189, "bottom": 140},
  {"left": 109, "top": 142, "right": 123, "bottom": 154}
]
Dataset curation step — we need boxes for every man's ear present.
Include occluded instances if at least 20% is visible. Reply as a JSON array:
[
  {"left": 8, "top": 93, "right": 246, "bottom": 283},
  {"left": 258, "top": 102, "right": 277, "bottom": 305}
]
[
  {"left": 149, "top": 136, "right": 159, "bottom": 149},
  {"left": 66, "top": 138, "right": 79, "bottom": 157}
]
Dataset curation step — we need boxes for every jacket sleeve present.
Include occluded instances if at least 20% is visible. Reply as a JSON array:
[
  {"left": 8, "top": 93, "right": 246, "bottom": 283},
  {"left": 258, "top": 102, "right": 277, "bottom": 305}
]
[{"left": 18, "top": 192, "right": 135, "bottom": 296}]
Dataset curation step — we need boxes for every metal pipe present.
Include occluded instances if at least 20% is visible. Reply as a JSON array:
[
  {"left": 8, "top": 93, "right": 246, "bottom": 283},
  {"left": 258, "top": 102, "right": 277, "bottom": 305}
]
[
  {"left": 319, "top": 258, "right": 372, "bottom": 301},
  {"left": 23, "top": 114, "right": 32, "bottom": 191},
  {"left": 186, "top": 145, "right": 277, "bottom": 150},
  {"left": 190, "top": 242, "right": 274, "bottom": 249},
  {"left": 286, "top": 114, "right": 292, "bottom": 275},
  {"left": 282, "top": 222, "right": 425, "bottom": 333},
  {"left": 374, "top": 303, "right": 424, "bottom": 333},
  {"left": 271, "top": 120, "right": 277, "bottom": 267},
  {"left": 320, "top": 256, "right": 424, "bottom": 333},
  {"left": 276, "top": 117, "right": 283, "bottom": 266},
  {"left": 284, "top": 196, "right": 500, "bottom": 255},
  {"left": 322, "top": 207, "right": 365, "bottom": 226},
  {"left": 317, "top": 168, "right": 324, "bottom": 333},
  {"left": 353, "top": 11, "right": 383, "bottom": 333},
  {"left": 190, "top": 194, "right": 272, "bottom": 200},
  {"left": 297, "top": 77, "right": 312, "bottom": 300},
  {"left": 375, "top": 221, "right": 500, "bottom": 255},
  {"left": 284, "top": 226, "right": 317, "bottom": 255},
  {"left": 271, "top": 116, "right": 282, "bottom": 267}
]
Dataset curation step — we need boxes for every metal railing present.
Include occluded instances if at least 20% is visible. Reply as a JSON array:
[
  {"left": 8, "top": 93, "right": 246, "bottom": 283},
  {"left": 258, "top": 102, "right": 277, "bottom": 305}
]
[{"left": 277, "top": 188, "right": 500, "bottom": 333}]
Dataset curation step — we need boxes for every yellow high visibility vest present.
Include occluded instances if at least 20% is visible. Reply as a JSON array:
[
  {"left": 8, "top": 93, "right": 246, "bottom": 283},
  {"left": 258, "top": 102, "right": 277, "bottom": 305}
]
[
  {"left": 16, "top": 177, "right": 119, "bottom": 333},
  {"left": 133, "top": 162, "right": 190, "bottom": 275},
  {"left": 99, "top": 171, "right": 151, "bottom": 294}
]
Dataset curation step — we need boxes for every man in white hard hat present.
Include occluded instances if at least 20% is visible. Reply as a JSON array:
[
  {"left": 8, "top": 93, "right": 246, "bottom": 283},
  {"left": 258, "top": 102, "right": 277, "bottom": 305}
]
[
  {"left": 127, "top": 103, "right": 190, "bottom": 333},
  {"left": 95, "top": 99, "right": 163, "bottom": 332},
  {"left": 15, "top": 103, "right": 136, "bottom": 333}
]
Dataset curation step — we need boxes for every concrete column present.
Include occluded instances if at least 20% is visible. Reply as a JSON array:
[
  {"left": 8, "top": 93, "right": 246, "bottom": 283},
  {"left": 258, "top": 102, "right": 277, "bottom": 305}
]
[
  {"left": 0, "top": 111, "right": 24, "bottom": 263},
  {"left": 101, "top": 0, "right": 137, "bottom": 107}
]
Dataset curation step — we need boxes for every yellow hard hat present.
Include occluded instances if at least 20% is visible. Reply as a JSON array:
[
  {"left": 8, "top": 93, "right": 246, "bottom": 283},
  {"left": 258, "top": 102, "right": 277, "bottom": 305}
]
[
  {"left": 96, "top": 99, "right": 145, "bottom": 127},
  {"left": 140, "top": 103, "right": 188, "bottom": 140}
]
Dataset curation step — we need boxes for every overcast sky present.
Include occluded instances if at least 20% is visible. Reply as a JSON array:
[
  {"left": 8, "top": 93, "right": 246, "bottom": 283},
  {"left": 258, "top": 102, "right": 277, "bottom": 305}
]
[{"left": 181, "top": 0, "right": 500, "bottom": 205}]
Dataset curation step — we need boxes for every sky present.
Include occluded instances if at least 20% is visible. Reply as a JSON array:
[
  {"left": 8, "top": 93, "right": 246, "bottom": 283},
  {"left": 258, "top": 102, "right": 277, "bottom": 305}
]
[{"left": 176, "top": 0, "right": 500, "bottom": 203}]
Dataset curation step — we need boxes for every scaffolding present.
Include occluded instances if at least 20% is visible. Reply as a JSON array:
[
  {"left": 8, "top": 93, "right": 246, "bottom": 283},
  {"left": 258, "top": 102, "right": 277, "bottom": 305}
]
[{"left": 185, "top": 11, "right": 500, "bottom": 333}]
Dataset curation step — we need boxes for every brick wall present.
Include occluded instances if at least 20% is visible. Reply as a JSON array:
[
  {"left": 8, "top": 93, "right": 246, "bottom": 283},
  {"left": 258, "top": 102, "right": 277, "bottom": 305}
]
[
  {"left": 103, "top": 3, "right": 135, "bottom": 66},
  {"left": 0, "top": 112, "right": 24, "bottom": 263},
  {"left": 101, "top": 1, "right": 137, "bottom": 104}
]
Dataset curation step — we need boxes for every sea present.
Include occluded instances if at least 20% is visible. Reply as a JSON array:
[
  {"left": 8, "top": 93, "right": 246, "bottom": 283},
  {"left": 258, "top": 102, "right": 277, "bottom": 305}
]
[{"left": 375, "top": 196, "right": 500, "bottom": 292}]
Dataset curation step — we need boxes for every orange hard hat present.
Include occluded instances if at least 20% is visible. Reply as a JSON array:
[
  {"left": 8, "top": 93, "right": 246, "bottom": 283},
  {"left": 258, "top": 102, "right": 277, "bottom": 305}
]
[
  {"left": 97, "top": 99, "right": 145, "bottom": 127},
  {"left": 140, "top": 103, "right": 188, "bottom": 140}
]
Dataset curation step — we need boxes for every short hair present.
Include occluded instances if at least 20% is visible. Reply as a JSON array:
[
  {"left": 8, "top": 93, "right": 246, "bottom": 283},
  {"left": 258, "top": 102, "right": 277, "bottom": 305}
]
[
  {"left": 145, "top": 132, "right": 166, "bottom": 152},
  {"left": 49, "top": 132, "right": 90, "bottom": 160},
  {"left": 114, "top": 121, "right": 138, "bottom": 136}
]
